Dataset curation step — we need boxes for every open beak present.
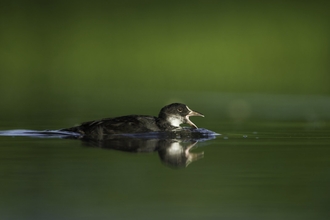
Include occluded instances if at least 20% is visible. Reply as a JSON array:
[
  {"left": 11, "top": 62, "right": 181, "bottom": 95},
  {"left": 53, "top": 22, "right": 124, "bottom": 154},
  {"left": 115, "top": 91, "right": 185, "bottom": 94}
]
[{"left": 185, "top": 107, "right": 204, "bottom": 129}]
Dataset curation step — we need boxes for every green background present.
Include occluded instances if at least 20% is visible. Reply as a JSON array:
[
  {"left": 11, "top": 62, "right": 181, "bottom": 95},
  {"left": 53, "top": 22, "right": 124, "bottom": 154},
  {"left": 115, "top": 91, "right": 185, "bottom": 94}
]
[
  {"left": 1, "top": 0, "right": 330, "bottom": 127},
  {"left": 1, "top": 1, "right": 329, "bottom": 98}
]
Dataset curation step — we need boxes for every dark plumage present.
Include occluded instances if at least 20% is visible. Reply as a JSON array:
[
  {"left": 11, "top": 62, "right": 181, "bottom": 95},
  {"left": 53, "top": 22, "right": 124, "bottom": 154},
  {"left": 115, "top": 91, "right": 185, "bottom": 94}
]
[{"left": 60, "top": 103, "right": 204, "bottom": 138}]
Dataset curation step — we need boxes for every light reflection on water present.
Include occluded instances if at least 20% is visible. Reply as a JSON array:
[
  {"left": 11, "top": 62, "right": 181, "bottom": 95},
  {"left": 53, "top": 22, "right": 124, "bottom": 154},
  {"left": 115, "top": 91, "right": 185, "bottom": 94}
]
[{"left": 0, "top": 120, "right": 329, "bottom": 219}]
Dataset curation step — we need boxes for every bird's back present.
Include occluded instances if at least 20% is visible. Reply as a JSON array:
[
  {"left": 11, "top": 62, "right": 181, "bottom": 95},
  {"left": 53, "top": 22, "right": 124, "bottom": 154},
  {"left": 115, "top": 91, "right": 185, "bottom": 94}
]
[{"left": 61, "top": 115, "right": 161, "bottom": 139}]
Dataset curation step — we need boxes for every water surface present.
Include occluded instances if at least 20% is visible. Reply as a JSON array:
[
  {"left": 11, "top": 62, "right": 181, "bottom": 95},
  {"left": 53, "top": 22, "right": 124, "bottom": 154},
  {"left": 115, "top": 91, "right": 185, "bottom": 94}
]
[{"left": 1, "top": 119, "right": 329, "bottom": 220}]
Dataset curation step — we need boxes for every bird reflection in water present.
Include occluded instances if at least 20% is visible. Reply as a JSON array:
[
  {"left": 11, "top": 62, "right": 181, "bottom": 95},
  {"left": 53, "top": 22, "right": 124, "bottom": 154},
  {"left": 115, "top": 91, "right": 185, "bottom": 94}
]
[
  {"left": 0, "top": 128, "right": 218, "bottom": 169},
  {"left": 82, "top": 135, "right": 208, "bottom": 169},
  {"left": 158, "top": 140, "right": 204, "bottom": 168}
]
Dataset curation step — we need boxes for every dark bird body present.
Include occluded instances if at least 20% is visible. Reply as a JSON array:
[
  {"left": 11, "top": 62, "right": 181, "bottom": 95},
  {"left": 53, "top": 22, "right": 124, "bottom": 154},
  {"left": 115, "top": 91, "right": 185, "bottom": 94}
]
[{"left": 60, "top": 103, "right": 204, "bottom": 139}]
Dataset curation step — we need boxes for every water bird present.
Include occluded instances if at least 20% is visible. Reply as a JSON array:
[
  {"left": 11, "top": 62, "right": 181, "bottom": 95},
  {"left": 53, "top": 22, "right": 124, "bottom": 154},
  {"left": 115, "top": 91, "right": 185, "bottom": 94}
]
[{"left": 60, "top": 103, "right": 204, "bottom": 138}]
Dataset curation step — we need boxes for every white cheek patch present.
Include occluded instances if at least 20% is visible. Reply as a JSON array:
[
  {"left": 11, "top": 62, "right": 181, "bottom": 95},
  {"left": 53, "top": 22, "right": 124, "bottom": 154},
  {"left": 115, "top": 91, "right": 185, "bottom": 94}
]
[{"left": 168, "top": 115, "right": 183, "bottom": 127}]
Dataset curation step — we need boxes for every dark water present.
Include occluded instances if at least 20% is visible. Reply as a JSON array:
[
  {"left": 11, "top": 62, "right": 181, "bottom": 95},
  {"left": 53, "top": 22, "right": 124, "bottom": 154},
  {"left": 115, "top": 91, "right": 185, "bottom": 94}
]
[{"left": 0, "top": 119, "right": 329, "bottom": 220}]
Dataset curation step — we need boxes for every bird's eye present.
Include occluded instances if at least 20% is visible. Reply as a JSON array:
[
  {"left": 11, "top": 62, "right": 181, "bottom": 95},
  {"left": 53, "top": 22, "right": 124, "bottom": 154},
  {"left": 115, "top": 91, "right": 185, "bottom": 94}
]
[{"left": 177, "top": 107, "right": 183, "bottom": 112}]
